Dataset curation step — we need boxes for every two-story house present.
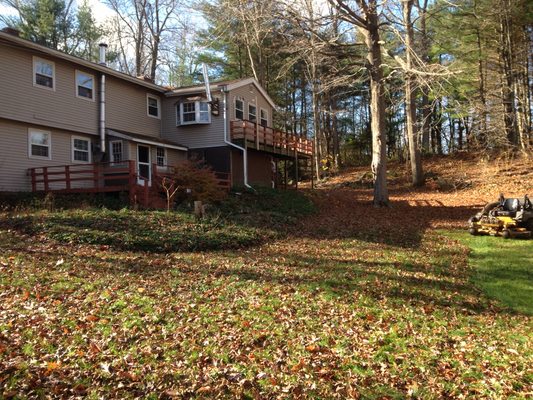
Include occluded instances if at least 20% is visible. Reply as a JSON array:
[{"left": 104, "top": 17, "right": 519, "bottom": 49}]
[{"left": 0, "top": 28, "right": 313, "bottom": 205}]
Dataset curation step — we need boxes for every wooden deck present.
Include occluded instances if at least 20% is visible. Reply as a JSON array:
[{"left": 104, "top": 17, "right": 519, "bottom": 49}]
[
  {"left": 230, "top": 120, "right": 313, "bottom": 157},
  {"left": 28, "top": 160, "right": 231, "bottom": 208}
]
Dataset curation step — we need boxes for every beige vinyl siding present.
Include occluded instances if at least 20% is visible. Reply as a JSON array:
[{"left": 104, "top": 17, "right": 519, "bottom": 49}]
[
  {"left": 0, "top": 44, "right": 98, "bottom": 135},
  {"left": 0, "top": 119, "right": 95, "bottom": 191},
  {"left": 160, "top": 147, "right": 186, "bottom": 167},
  {"left": 126, "top": 142, "right": 185, "bottom": 166},
  {"left": 161, "top": 95, "right": 226, "bottom": 149},
  {"left": 106, "top": 77, "right": 161, "bottom": 138},
  {"left": 230, "top": 85, "right": 272, "bottom": 127}
]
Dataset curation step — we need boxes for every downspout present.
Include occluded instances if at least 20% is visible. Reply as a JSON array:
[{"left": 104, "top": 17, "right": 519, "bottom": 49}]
[
  {"left": 221, "top": 86, "right": 253, "bottom": 190},
  {"left": 98, "top": 43, "right": 108, "bottom": 154},
  {"left": 99, "top": 74, "right": 106, "bottom": 153}
]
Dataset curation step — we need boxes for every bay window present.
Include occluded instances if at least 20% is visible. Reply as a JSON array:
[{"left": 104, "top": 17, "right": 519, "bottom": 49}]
[{"left": 177, "top": 101, "right": 211, "bottom": 125}]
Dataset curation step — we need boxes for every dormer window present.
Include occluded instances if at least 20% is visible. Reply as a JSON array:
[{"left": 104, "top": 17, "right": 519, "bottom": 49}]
[
  {"left": 177, "top": 101, "right": 211, "bottom": 125},
  {"left": 147, "top": 94, "right": 160, "bottom": 118},
  {"left": 33, "top": 57, "right": 55, "bottom": 90}
]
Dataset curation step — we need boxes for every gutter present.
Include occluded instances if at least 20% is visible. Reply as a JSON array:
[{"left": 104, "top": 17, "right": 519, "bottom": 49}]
[{"left": 220, "top": 85, "right": 253, "bottom": 190}]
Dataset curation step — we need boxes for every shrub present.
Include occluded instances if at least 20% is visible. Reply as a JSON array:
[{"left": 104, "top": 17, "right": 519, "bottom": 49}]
[{"left": 155, "top": 161, "right": 227, "bottom": 208}]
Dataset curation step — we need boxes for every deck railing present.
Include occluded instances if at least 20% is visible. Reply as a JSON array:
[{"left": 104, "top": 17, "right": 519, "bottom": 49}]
[
  {"left": 28, "top": 160, "right": 232, "bottom": 197},
  {"left": 29, "top": 160, "right": 137, "bottom": 193},
  {"left": 230, "top": 120, "right": 313, "bottom": 156}
]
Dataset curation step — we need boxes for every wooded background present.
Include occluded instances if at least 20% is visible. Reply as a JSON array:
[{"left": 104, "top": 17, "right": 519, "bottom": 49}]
[{"left": 2, "top": 0, "right": 532, "bottom": 204}]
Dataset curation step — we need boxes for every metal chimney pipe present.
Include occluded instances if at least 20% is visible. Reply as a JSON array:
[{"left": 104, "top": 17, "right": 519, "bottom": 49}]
[{"left": 98, "top": 43, "right": 108, "bottom": 66}]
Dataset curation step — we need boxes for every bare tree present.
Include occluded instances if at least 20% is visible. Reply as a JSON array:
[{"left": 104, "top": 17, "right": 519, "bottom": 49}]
[
  {"left": 330, "top": 0, "right": 389, "bottom": 206},
  {"left": 105, "top": 0, "right": 181, "bottom": 81},
  {"left": 402, "top": 0, "right": 423, "bottom": 186}
]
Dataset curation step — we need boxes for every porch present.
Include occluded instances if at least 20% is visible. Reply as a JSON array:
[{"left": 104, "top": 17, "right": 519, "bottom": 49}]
[
  {"left": 28, "top": 160, "right": 231, "bottom": 208},
  {"left": 230, "top": 120, "right": 313, "bottom": 157}
]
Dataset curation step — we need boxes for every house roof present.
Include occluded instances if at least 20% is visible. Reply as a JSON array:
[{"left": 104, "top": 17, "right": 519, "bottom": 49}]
[
  {"left": 0, "top": 30, "right": 165, "bottom": 92},
  {"left": 107, "top": 128, "right": 188, "bottom": 151},
  {"left": 165, "top": 77, "right": 278, "bottom": 109}
]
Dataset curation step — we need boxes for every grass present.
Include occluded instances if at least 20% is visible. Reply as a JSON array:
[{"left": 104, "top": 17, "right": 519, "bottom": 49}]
[
  {"left": 455, "top": 231, "right": 533, "bottom": 315},
  {"left": 0, "top": 188, "right": 531, "bottom": 398}
]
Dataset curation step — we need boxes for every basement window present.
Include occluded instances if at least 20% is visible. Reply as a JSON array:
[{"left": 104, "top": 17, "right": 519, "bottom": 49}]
[{"left": 33, "top": 57, "right": 55, "bottom": 90}]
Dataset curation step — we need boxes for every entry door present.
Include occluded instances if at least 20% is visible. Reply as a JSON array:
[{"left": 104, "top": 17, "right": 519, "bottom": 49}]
[{"left": 137, "top": 144, "right": 151, "bottom": 185}]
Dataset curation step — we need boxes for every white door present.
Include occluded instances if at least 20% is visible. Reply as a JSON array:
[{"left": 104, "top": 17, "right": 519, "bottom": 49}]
[{"left": 137, "top": 144, "right": 151, "bottom": 185}]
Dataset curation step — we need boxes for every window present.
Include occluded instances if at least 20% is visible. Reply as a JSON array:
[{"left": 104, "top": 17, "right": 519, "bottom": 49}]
[
  {"left": 76, "top": 71, "right": 94, "bottom": 100},
  {"left": 110, "top": 141, "right": 123, "bottom": 163},
  {"left": 199, "top": 102, "right": 210, "bottom": 122},
  {"left": 147, "top": 95, "right": 160, "bottom": 118},
  {"left": 28, "top": 129, "right": 51, "bottom": 159},
  {"left": 182, "top": 102, "right": 196, "bottom": 123},
  {"left": 248, "top": 104, "right": 257, "bottom": 123},
  {"left": 33, "top": 57, "right": 55, "bottom": 90},
  {"left": 260, "top": 108, "right": 268, "bottom": 127},
  {"left": 178, "top": 101, "right": 211, "bottom": 125},
  {"left": 156, "top": 147, "right": 166, "bottom": 166},
  {"left": 72, "top": 136, "right": 91, "bottom": 163},
  {"left": 235, "top": 99, "right": 244, "bottom": 120}
]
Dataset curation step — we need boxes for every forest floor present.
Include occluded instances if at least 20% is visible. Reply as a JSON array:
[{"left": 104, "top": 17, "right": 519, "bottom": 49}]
[{"left": 1, "top": 153, "right": 532, "bottom": 399}]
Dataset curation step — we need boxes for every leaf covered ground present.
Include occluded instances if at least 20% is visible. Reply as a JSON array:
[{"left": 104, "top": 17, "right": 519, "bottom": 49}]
[{"left": 1, "top": 155, "right": 532, "bottom": 399}]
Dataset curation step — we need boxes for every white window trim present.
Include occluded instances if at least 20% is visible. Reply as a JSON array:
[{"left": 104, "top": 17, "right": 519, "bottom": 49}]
[
  {"left": 33, "top": 56, "right": 55, "bottom": 91},
  {"left": 156, "top": 147, "right": 167, "bottom": 166},
  {"left": 179, "top": 101, "right": 211, "bottom": 125},
  {"left": 28, "top": 128, "right": 52, "bottom": 160},
  {"left": 109, "top": 140, "right": 123, "bottom": 164},
  {"left": 71, "top": 136, "right": 91, "bottom": 163},
  {"left": 75, "top": 70, "right": 95, "bottom": 102},
  {"left": 147, "top": 94, "right": 161, "bottom": 119},
  {"left": 235, "top": 98, "right": 244, "bottom": 120},
  {"left": 260, "top": 108, "right": 269, "bottom": 127}
]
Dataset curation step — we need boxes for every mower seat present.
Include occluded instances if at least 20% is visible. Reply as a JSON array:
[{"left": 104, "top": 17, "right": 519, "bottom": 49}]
[{"left": 495, "top": 198, "right": 520, "bottom": 217}]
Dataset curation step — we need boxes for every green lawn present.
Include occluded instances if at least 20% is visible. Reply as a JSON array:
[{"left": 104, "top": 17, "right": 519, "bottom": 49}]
[
  {"left": 0, "top": 197, "right": 531, "bottom": 398},
  {"left": 456, "top": 231, "right": 533, "bottom": 315}
]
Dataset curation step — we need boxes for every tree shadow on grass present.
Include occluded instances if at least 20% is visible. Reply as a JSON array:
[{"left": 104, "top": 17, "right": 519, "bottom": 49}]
[{"left": 53, "top": 238, "right": 500, "bottom": 316}]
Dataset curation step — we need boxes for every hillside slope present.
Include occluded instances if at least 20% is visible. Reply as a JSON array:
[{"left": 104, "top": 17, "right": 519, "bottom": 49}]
[{"left": 298, "top": 154, "right": 532, "bottom": 244}]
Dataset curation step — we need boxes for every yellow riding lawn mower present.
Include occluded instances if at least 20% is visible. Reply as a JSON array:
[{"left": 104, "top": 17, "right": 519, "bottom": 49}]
[{"left": 469, "top": 194, "right": 533, "bottom": 239}]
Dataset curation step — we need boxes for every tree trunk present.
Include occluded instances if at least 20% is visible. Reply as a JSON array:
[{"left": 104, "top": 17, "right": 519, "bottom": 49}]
[
  {"left": 417, "top": 0, "right": 431, "bottom": 153},
  {"left": 361, "top": 9, "right": 388, "bottom": 206},
  {"left": 403, "top": 0, "right": 424, "bottom": 186},
  {"left": 499, "top": 0, "right": 519, "bottom": 147}
]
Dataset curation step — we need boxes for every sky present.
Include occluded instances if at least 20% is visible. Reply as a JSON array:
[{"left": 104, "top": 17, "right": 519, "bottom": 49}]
[{"left": 0, "top": 0, "right": 115, "bottom": 26}]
